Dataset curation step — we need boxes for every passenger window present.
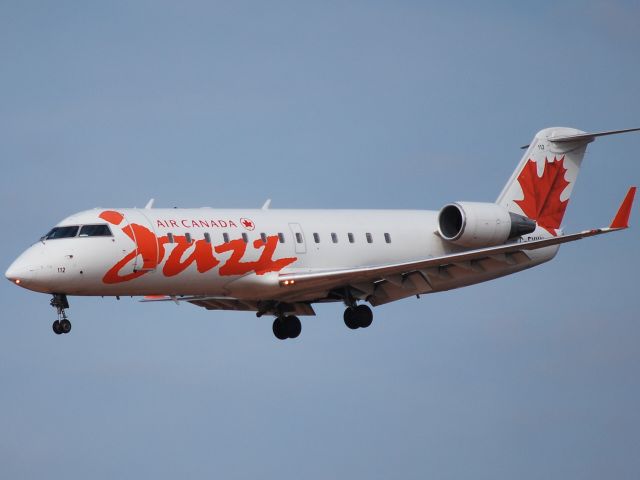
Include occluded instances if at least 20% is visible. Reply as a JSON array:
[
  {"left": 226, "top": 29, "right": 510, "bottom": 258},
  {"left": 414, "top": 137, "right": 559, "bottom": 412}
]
[
  {"left": 78, "top": 224, "right": 112, "bottom": 237},
  {"left": 348, "top": 233, "right": 354, "bottom": 243},
  {"left": 44, "top": 226, "right": 79, "bottom": 240},
  {"left": 278, "top": 232, "right": 285, "bottom": 243},
  {"left": 313, "top": 233, "right": 320, "bottom": 243},
  {"left": 260, "top": 233, "right": 267, "bottom": 244},
  {"left": 204, "top": 232, "right": 211, "bottom": 243},
  {"left": 185, "top": 233, "right": 192, "bottom": 244},
  {"left": 366, "top": 233, "right": 373, "bottom": 244},
  {"left": 167, "top": 233, "right": 175, "bottom": 244},
  {"left": 242, "top": 233, "right": 248, "bottom": 243},
  {"left": 384, "top": 233, "right": 391, "bottom": 244},
  {"left": 331, "top": 233, "right": 338, "bottom": 243},
  {"left": 223, "top": 233, "right": 229, "bottom": 243},
  {"left": 295, "top": 232, "right": 303, "bottom": 244}
]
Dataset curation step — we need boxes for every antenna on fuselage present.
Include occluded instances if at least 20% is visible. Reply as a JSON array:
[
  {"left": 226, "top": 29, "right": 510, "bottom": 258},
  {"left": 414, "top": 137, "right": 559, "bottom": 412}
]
[{"left": 144, "top": 198, "right": 155, "bottom": 209}]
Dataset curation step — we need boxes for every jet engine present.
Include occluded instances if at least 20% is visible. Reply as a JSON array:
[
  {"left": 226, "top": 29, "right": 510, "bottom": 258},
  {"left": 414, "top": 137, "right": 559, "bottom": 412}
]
[{"left": 437, "top": 202, "right": 536, "bottom": 248}]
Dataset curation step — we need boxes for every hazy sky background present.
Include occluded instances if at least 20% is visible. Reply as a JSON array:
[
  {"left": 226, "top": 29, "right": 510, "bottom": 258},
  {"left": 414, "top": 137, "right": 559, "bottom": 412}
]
[{"left": 1, "top": 1, "right": 639, "bottom": 478}]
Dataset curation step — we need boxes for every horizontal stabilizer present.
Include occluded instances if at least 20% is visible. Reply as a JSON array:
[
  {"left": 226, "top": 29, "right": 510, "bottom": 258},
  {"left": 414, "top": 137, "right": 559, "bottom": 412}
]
[
  {"left": 549, "top": 127, "right": 640, "bottom": 144},
  {"left": 520, "top": 127, "right": 640, "bottom": 149}
]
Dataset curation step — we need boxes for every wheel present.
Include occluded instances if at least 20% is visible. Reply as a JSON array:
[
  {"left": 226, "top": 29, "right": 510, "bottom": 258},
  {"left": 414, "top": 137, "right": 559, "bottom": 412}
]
[
  {"left": 52, "top": 320, "right": 62, "bottom": 335},
  {"left": 343, "top": 307, "right": 359, "bottom": 330},
  {"left": 272, "top": 317, "right": 288, "bottom": 340},
  {"left": 285, "top": 316, "right": 301, "bottom": 339},
  {"left": 354, "top": 304, "right": 373, "bottom": 328},
  {"left": 60, "top": 318, "right": 72, "bottom": 334}
]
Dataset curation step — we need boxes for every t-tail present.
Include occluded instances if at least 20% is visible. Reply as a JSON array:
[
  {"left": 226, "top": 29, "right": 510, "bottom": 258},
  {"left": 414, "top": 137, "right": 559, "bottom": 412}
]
[{"left": 497, "top": 127, "right": 640, "bottom": 236}]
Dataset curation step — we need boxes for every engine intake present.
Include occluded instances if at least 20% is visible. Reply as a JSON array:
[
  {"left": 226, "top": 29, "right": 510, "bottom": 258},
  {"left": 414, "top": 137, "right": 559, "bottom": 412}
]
[{"left": 438, "top": 202, "right": 536, "bottom": 248}]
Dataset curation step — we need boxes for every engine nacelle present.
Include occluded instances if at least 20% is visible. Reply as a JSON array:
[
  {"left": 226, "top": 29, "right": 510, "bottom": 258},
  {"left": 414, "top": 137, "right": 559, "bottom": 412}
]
[{"left": 437, "top": 202, "right": 536, "bottom": 248}]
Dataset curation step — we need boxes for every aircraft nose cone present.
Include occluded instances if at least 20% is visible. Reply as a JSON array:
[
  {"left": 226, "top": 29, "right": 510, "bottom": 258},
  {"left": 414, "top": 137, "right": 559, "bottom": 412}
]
[
  {"left": 5, "top": 259, "right": 27, "bottom": 286},
  {"left": 5, "top": 248, "right": 42, "bottom": 287},
  {"left": 6, "top": 245, "right": 51, "bottom": 292}
]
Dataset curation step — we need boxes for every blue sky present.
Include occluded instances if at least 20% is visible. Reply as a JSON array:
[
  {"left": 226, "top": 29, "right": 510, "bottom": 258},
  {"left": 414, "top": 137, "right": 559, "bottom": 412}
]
[{"left": 1, "top": 1, "right": 639, "bottom": 478}]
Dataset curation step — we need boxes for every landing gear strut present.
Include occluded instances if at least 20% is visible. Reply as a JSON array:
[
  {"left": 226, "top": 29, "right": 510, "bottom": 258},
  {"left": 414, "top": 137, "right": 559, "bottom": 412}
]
[
  {"left": 272, "top": 315, "right": 301, "bottom": 340},
  {"left": 50, "top": 294, "right": 71, "bottom": 335},
  {"left": 343, "top": 304, "right": 373, "bottom": 330}
]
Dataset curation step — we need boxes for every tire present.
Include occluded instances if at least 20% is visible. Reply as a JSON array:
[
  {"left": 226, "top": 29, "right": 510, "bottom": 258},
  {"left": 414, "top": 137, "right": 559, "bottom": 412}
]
[
  {"left": 272, "top": 318, "right": 288, "bottom": 340},
  {"left": 286, "top": 316, "right": 302, "bottom": 339},
  {"left": 52, "top": 320, "right": 62, "bottom": 335},
  {"left": 343, "top": 308, "right": 359, "bottom": 330},
  {"left": 60, "top": 319, "right": 72, "bottom": 334},
  {"left": 355, "top": 305, "right": 373, "bottom": 328}
]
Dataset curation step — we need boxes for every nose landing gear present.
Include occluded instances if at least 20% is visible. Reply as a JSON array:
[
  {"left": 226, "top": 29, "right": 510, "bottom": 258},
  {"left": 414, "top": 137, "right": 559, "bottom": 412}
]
[{"left": 50, "top": 294, "right": 71, "bottom": 335}]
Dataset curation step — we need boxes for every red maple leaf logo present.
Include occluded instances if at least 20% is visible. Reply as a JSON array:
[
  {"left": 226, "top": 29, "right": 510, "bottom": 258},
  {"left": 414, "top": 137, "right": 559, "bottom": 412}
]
[
  {"left": 240, "top": 218, "right": 255, "bottom": 231},
  {"left": 514, "top": 156, "right": 569, "bottom": 236}
]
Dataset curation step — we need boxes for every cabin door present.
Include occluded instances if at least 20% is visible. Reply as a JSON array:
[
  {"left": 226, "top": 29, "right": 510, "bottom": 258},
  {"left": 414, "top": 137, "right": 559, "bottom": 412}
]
[{"left": 288, "top": 223, "right": 307, "bottom": 254}]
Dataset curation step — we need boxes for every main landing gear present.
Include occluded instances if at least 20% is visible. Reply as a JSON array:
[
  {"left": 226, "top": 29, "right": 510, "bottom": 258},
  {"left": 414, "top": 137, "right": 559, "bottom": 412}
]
[
  {"left": 272, "top": 315, "right": 302, "bottom": 340},
  {"left": 50, "top": 294, "right": 71, "bottom": 335},
  {"left": 343, "top": 304, "right": 373, "bottom": 330},
  {"left": 270, "top": 304, "right": 374, "bottom": 339}
]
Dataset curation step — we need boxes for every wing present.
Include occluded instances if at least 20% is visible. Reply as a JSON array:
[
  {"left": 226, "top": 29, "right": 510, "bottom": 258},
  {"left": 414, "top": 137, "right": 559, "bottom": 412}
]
[{"left": 277, "top": 187, "right": 636, "bottom": 306}]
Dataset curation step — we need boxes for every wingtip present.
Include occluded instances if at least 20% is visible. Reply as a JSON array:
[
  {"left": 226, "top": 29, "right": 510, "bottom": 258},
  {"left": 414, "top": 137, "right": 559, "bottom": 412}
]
[{"left": 609, "top": 186, "right": 636, "bottom": 229}]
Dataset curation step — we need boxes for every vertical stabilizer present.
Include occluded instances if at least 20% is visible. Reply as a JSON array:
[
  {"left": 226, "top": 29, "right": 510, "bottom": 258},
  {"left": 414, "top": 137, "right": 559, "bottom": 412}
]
[{"left": 496, "top": 127, "right": 590, "bottom": 235}]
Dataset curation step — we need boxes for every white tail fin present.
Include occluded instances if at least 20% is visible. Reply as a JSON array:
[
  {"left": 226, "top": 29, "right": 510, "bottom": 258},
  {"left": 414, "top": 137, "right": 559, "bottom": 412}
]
[{"left": 497, "top": 127, "right": 591, "bottom": 235}]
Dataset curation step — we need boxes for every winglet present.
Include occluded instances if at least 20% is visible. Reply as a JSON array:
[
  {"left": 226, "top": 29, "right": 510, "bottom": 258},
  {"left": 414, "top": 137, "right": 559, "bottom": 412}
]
[
  {"left": 610, "top": 186, "right": 636, "bottom": 229},
  {"left": 145, "top": 198, "right": 155, "bottom": 209}
]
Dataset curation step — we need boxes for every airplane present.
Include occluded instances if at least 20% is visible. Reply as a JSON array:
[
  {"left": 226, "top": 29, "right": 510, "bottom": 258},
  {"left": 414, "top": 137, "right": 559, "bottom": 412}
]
[{"left": 5, "top": 127, "right": 639, "bottom": 340}]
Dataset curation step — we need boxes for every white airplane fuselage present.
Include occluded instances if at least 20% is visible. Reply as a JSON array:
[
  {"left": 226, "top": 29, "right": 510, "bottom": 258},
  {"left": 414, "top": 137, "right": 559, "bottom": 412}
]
[{"left": 6, "top": 207, "right": 555, "bottom": 301}]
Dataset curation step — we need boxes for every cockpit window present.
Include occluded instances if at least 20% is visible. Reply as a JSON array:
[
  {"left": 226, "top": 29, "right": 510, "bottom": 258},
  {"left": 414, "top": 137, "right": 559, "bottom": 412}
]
[
  {"left": 44, "top": 226, "right": 79, "bottom": 240},
  {"left": 79, "top": 224, "right": 112, "bottom": 237}
]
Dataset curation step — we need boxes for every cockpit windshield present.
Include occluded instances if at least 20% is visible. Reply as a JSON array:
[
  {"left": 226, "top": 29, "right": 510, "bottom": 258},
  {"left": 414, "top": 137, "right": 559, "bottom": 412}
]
[
  {"left": 43, "top": 226, "right": 79, "bottom": 240},
  {"left": 79, "top": 224, "right": 112, "bottom": 237},
  {"left": 42, "top": 223, "right": 112, "bottom": 240}
]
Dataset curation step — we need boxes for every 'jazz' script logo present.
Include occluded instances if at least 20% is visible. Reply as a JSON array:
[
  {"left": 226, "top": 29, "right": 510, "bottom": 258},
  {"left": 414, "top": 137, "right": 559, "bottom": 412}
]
[{"left": 99, "top": 211, "right": 297, "bottom": 284}]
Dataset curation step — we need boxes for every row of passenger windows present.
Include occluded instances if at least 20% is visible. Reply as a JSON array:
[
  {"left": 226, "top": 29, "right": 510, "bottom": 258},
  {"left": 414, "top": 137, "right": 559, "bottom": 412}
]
[
  {"left": 166, "top": 231, "right": 392, "bottom": 245},
  {"left": 43, "top": 224, "right": 112, "bottom": 239},
  {"left": 311, "top": 232, "right": 391, "bottom": 244},
  {"left": 43, "top": 224, "right": 393, "bottom": 245}
]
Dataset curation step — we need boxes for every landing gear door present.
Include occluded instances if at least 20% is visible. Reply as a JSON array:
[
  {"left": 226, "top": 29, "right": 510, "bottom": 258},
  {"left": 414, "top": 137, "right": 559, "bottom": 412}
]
[
  {"left": 124, "top": 211, "right": 160, "bottom": 272},
  {"left": 288, "top": 223, "right": 307, "bottom": 254}
]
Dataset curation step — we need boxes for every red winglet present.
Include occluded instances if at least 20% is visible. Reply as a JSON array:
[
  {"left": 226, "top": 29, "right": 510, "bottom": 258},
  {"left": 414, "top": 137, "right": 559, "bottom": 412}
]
[{"left": 610, "top": 186, "right": 636, "bottom": 229}]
